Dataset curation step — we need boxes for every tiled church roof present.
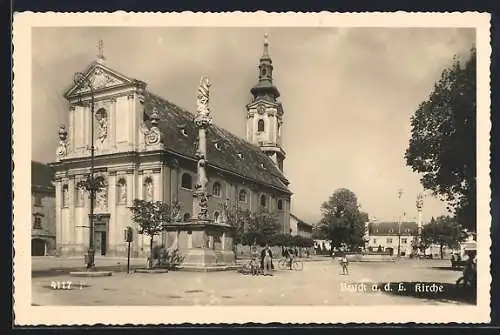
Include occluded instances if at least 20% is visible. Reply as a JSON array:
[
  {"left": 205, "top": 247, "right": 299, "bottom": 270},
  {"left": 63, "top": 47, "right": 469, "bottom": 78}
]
[
  {"left": 368, "top": 221, "right": 418, "bottom": 236},
  {"left": 32, "top": 161, "right": 55, "bottom": 191},
  {"left": 143, "top": 92, "right": 291, "bottom": 194}
]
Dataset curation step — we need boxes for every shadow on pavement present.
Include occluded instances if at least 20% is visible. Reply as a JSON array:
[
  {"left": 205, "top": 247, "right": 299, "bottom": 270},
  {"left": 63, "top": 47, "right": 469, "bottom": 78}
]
[
  {"left": 32, "top": 265, "right": 143, "bottom": 278},
  {"left": 430, "top": 266, "right": 463, "bottom": 272},
  {"left": 376, "top": 281, "right": 476, "bottom": 305}
]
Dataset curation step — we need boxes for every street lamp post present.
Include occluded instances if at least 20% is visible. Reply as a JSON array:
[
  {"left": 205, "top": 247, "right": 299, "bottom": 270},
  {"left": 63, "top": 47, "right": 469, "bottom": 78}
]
[
  {"left": 74, "top": 72, "right": 97, "bottom": 270},
  {"left": 397, "top": 189, "right": 403, "bottom": 257}
]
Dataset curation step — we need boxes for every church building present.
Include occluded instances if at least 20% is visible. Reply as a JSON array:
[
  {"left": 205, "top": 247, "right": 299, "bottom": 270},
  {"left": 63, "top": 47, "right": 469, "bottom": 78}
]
[{"left": 50, "top": 35, "right": 293, "bottom": 257}]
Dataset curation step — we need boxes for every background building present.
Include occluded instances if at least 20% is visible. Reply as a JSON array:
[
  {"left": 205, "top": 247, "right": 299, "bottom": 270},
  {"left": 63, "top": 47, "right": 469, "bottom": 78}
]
[
  {"left": 366, "top": 221, "right": 417, "bottom": 256},
  {"left": 31, "top": 161, "right": 56, "bottom": 256},
  {"left": 290, "top": 214, "right": 312, "bottom": 239},
  {"left": 50, "top": 36, "right": 294, "bottom": 258}
]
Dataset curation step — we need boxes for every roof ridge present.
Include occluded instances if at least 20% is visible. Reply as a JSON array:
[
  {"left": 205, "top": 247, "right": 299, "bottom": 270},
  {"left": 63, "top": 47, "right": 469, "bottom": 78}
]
[{"left": 145, "top": 91, "right": 289, "bottom": 185}]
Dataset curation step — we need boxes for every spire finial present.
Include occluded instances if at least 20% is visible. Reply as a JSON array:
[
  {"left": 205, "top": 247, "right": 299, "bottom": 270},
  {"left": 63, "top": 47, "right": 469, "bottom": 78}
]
[
  {"left": 263, "top": 32, "right": 269, "bottom": 56},
  {"left": 97, "top": 39, "right": 105, "bottom": 63}
]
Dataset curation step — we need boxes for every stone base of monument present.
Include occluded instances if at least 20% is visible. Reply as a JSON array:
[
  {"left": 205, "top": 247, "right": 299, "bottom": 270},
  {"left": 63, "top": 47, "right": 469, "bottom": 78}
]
[
  {"left": 69, "top": 270, "right": 113, "bottom": 277},
  {"left": 179, "top": 248, "right": 240, "bottom": 272},
  {"left": 134, "top": 268, "right": 169, "bottom": 274},
  {"left": 164, "top": 221, "right": 238, "bottom": 272}
]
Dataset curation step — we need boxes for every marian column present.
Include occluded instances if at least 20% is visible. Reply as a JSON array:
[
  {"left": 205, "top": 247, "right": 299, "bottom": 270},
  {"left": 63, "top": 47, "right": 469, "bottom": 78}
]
[
  {"left": 192, "top": 76, "right": 212, "bottom": 221},
  {"left": 416, "top": 193, "right": 424, "bottom": 247}
]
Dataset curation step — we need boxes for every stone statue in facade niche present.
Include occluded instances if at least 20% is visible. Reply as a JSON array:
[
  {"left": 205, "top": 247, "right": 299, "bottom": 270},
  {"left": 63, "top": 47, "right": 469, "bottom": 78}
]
[
  {"left": 62, "top": 185, "right": 70, "bottom": 206},
  {"left": 119, "top": 181, "right": 127, "bottom": 204},
  {"left": 145, "top": 180, "right": 154, "bottom": 202},
  {"left": 56, "top": 125, "right": 68, "bottom": 161},
  {"left": 78, "top": 188, "right": 85, "bottom": 205},
  {"left": 95, "top": 110, "right": 108, "bottom": 144},
  {"left": 95, "top": 188, "right": 108, "bottom": 210}
]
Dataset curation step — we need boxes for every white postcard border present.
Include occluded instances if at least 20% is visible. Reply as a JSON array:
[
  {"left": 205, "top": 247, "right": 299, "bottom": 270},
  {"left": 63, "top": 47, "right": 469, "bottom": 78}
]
[{"left": 13, "top": 11, "right": 492, "bottom": 325}]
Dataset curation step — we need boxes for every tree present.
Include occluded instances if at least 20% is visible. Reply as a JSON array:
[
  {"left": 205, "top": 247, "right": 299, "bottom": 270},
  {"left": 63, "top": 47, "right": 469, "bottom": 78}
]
[
  {"left": 129, "top": 199, "right": 177, "bottom": 268},
  {"left": 246, "top": 208, "right": 280, "bottom": 246},
  {"left": 224, "top": 202, "right": 250, "bottom": 245},
  {"left": 421, "top": 215, "right": 467, "bottom": 259},
  {"left": 225, "top": 203, "right": 280, "bottom": 246},
  {"left": 319, "top": 188, "right": 369, "bottom": 250},
  {"left": 312, "top": 223, "right": 328, "bottom": 240},
  {"left": 405, "top": 48, "right": 476, "bottom": 232}
]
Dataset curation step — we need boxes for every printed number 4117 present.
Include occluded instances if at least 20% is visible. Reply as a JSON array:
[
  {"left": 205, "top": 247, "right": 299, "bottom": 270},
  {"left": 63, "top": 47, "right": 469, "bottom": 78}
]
[{"left": 50, "top": 281, "right": 72, "bottom": 289}]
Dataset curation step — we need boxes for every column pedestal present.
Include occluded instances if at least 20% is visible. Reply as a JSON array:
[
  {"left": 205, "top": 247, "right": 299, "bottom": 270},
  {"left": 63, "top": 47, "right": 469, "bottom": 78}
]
[{"left": 164, "top": 220, "right": 238, "bottom": 272}]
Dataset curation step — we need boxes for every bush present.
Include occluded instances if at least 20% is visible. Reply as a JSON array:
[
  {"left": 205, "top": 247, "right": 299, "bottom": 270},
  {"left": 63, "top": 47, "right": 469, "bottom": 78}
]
[{"left": 240, "top": 232, "right": 314, "bottom": 249}]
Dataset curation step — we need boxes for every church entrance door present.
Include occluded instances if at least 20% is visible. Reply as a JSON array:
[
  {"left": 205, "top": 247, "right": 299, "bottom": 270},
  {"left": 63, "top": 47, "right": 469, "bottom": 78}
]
[
  {"left": 94, "top": 232, "right": 107, "bottom": 256},
  {"left": 92, "top": 214, "right": 110, "bottom": 256}
]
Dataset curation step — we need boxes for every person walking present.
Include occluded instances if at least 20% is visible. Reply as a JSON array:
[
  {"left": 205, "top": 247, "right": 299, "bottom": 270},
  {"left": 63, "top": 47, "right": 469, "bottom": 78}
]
[
  {"left": 340, "top": 253, "right": 349, "bottom": 275},
  {"left": 262, "top": 244, "right": 274, "bottom": 276}
]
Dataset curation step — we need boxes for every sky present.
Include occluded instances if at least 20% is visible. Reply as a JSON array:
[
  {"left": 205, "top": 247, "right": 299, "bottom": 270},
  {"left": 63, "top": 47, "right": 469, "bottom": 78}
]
[{"left": 31, "top": 27, "right": 475, "bottom": 225}]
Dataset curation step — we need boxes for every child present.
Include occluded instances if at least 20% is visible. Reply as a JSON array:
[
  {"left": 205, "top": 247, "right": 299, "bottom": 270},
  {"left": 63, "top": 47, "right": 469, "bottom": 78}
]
[
  {"left": 249, "top": 256, "right": 259, "bottom": 276},
  {"left": 340, "top": 254, "right": 349, "bottom": 275}
]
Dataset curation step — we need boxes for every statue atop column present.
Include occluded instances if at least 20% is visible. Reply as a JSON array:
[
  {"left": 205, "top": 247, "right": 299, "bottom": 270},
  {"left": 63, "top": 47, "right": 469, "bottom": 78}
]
[
  {"left": 193, "top": 76, "right": 213, "bottom": 221},
  {"left": 194, "top": 76, "right": 212, "bottom": 129},
  {"left": 416, "top": 193, "right": 424, "bottom": 211}
]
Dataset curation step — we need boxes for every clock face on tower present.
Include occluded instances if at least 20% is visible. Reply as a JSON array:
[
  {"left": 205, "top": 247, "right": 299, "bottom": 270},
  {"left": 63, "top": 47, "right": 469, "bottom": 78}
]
[{"left": 257, "top": 105, "right": 265, "bottom": 115}]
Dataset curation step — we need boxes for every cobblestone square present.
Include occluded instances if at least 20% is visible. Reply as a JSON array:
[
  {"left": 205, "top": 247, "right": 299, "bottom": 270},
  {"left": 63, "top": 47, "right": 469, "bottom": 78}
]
[{"left": 32, "top": 257, "right": 475, "bottom": 306}]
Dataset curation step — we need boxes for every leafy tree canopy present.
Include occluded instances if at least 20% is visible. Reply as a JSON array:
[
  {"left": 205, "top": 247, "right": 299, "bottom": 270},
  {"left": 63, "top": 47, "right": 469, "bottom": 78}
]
[
  {"left": 319, "top": 188, "right": 369, "bottom": 249},
  {"left": 405, "top": 48, "right": 476, "bottom": 232},
  {"left": 421, "top": 215, "right": 467, "bottom": 258},
  {"left": 129, "top": 199, "right": 178, "bottom": 237}
]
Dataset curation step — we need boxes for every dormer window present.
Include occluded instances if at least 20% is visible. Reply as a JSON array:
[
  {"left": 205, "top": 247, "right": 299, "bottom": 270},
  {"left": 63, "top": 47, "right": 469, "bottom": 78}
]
[
  {"left": 214, "top": 142, "right": 222, "bottom": 151},
  {"left": 178, "top": 124, "right": 188, "bottom": 137},
  {"left": 259, "top": 163, "right": 266, "bottom": 170},
  {"left": 237, "top": 153, "right": 243, "bottom": 159}
]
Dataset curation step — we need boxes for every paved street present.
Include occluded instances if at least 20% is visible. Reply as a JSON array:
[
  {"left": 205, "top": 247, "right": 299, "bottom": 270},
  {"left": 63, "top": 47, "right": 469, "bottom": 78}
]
[{"left": 31, "top": 257, "right": 475, "bottom": 306}]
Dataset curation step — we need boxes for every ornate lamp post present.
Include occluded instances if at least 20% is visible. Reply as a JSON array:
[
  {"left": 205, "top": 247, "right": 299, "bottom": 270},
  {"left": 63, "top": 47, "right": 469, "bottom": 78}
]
[{"left": 73, "top": 71, "right": 103, "bottom": 270}]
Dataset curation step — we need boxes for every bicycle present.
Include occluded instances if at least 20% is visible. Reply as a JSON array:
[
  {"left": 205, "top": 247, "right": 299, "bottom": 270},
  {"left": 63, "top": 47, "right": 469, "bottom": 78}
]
[
  {"left": 238, "top": 258, "right": 263, "bottom": 276},
  {"left": 278, "top": 257, "right": 304, "bottom": 271}
]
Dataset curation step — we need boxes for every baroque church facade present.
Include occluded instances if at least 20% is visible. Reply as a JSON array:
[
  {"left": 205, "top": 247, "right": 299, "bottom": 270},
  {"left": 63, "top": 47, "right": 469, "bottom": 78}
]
[{"left": 50, "top": 35, "right": 292, "bottom": 257}]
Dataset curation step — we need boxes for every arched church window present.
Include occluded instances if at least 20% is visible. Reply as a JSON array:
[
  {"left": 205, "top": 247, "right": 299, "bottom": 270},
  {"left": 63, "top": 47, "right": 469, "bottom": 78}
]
[
  {"left": 258, "top": 119, "right": 265, "bottom": 132},
  {"left": 62, "top": 184, "right": 69, "bottom": 207},
  {"left": 143, "top": 177, "right": 153, "bottom": 202},
  {"left": 117, "top": 178, "right": 127, "bottom": 204},
  {"left": 213, "top": 211, "right": 220, "bottom": 223},
  {"left": 181, "top": 173, "right": 192, "bottom": 190},
  {"left": 212, "top": 182, "right": 222, "bottom": 197},
  {"left": 238, "top": 189, "right": 247, "bottom": 203},
  {"left": 260, "top": 194, "right": 267, "bottom": 207},
  {"left": 277, "top": 199, "right": 283, "bottom": 210}
]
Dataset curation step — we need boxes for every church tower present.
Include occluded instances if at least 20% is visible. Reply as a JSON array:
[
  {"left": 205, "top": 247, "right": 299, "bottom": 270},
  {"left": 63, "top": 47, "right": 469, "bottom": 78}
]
[{"left": 246, "top": 33, "right": 286, "bottom": 172}]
